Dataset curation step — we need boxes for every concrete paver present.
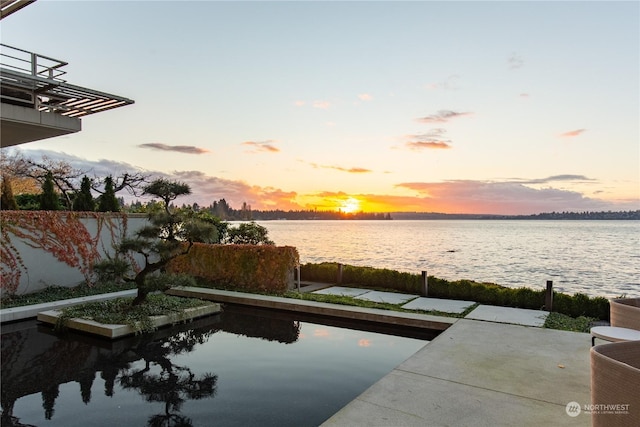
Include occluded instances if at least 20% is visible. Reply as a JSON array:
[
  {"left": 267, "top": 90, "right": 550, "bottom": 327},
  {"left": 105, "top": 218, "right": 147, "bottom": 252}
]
[
  {"left": 465, "top": 304, "right": 549, "bottom": 326},
  {"left": 402, "top": 297, "right": 476, "bottom": 314},
  {"left": 354, "top": 290, "right": 419, "bottom": 305},
  {"left": 322, "top": 319, "right": 592, "bottom": 426}
]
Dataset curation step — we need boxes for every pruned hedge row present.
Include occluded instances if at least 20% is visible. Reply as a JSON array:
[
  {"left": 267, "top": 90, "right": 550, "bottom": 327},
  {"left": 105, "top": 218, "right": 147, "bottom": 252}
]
[
  {"left": 300, "top": 262, "right": 610, "bottom": 320},
  {"left": 168, "top": 243, "right": 299, "bottom": 295}
]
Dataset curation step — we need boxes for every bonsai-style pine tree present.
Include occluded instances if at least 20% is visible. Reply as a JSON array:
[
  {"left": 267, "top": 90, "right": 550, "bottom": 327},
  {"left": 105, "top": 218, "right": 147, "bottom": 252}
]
[
  {"left": 116, "top": 179, "right": 218, "bottom": 305},
  {"left": 73, "top": 176, "right": 96, "bottom": 211}
]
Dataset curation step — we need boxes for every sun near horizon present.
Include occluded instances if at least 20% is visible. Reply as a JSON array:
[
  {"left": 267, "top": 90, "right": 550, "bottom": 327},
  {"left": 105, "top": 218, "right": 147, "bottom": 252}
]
[{"left": 338, "top": 197, "right": 361, "bottom": 214}]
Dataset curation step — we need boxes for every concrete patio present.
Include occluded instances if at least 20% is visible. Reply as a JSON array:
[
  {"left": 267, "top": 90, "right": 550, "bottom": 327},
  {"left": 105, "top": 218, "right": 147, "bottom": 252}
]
[{"left": 322, "top": 318, "right": 591, "bottom": 426}]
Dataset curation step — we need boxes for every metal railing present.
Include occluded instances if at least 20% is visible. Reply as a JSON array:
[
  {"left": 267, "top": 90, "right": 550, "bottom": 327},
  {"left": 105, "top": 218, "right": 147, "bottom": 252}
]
[{"left": 0, "top": 43, "right": 67, "bottom": 81}]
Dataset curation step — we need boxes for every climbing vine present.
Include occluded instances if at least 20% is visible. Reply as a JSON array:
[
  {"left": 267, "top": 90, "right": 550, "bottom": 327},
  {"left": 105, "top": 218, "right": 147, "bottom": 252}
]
[{"left": 0, "top": 211, "right": 130, "bottom": 295}]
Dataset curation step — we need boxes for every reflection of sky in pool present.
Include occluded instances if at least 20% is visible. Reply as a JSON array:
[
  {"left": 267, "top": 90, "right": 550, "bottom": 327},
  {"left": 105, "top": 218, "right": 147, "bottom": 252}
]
[{"left": 2, "top": 305, "right": 429, "bottom": 427}]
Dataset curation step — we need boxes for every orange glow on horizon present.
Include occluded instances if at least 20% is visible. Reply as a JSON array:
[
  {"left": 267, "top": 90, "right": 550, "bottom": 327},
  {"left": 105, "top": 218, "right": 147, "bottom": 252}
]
[{"left": 300, "top": 193, "right": 430, "bottom": 214}]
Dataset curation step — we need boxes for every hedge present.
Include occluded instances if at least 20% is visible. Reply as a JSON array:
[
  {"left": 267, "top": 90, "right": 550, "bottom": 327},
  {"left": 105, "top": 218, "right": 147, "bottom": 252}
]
[
  {"left": 300, "top": 262, "right": 610, "bottom": 320},
  {"left": 167, "top": 243, "right": 299, "bottom": 295}
]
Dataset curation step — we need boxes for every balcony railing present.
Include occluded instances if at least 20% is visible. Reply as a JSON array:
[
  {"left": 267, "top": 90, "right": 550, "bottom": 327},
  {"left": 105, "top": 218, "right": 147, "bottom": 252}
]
[
  {"left": 0, "top": 43, "right": 67, "bottom": 80},
  {"left": 0, "top": 43, "right": 133, "bottom": 118}
]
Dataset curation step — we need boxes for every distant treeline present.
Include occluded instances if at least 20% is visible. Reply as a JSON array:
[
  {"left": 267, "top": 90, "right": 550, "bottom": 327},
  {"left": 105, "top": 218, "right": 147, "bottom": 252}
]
[
  {"left": 234, "top": 208, "right": 638, "bottom": 221},
  {"left": 127, "top": 198, "right": 639, "bottom": 221},
  {"left": 390, "top": 210, "right": 640, "bottom": 220},
  {"left": 128, "top": 198, "right": 392, "bottom": 221},
  {"left": 241, "top": 210, "right": 392, "bottom": 221}
]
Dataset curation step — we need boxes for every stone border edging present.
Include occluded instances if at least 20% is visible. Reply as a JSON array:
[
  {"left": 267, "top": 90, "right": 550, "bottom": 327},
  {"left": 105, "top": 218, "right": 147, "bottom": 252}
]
[
  {"left": 167, "top": 286, "right": 456, "bottom": 331},
  {"left": 0, "top": 289, "right": 138, "bottom": 323},
  {"left": 36, "top": 303, "right": 222, "bottom": 339}
]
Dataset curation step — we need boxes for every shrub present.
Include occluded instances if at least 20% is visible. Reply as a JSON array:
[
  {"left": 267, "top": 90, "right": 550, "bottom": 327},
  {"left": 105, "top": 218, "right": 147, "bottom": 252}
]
[
  {"left": 168, "top": 243, "right": 299, "bottom": 295},
  {"left": 299, "top": 262, "right": 341, "bottom": 284},
  {"left": 224, "top": 221, "right": 273, "bottom": 245}
]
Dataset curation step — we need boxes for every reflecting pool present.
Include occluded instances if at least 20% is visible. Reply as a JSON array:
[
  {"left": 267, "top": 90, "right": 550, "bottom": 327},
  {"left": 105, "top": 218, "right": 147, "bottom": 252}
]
[{"left": 1, "top": 305, "right": 431, "bottom": 427}]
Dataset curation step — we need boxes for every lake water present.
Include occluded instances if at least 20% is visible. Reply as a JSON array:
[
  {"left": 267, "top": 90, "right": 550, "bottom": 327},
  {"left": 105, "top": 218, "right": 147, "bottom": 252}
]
[
  {"left": 257, "top": 220, "right": 640, "bottom": 299},
  {"left": 1, "top": 306, "right": 429, "bottom": 427}
]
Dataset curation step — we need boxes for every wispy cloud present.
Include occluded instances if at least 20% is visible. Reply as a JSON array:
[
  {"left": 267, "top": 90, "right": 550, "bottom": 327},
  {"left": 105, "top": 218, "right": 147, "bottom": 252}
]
[
  {"left": 512, "top": 175, "right": 596, "bottom": 184},
  {"left": 508, "top": 52, "right": 524, "bottom": 69},
  {"left": 313, "top": 100, "right": 331, "bottom": 109},
  {"left": 138, "top": 143, "right": 209, "bottom": 154},
  {"left": 406, "top": 141, "right": 451, "bottom": 150},
  {"left": 560, "top": 129, "right": 586, "bottom": 138},
  {"left": 241, "top": 140, "right": 280, "bottom": 153},
  {"left": 404, "top": 129, "right": 452, "bottom": 150},
  {"left": 416, "top": 110, "right": 472, "bottom": 124},
  {"left": 310, "top": 163, "right": 372, "bottom": 173},
  {"left": 424, "top": 75, "right": 460, "bottom": 91},
  {"left": 357, "top": 93, "right": 373, "bottom": 101},
  {"left": 293, "top": 100, "right": 305, "bottom": 107}
]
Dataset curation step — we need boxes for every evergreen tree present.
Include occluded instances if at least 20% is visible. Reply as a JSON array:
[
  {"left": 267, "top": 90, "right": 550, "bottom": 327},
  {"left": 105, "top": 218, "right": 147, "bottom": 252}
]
[
  {"left": 0, "top": 174, "right": 18, "bottom": 210},
  {"left": 98, "top": 176, "right": 120, "bottom": 212},
  {"left": 225, "top": 221, "right": 274, "bottom": 245},
  {"left": 39, "top": 172, "right": 61, "bottom": 210},
  {"left": 73, "top": 176, "right": 96, "bottom": 211}
]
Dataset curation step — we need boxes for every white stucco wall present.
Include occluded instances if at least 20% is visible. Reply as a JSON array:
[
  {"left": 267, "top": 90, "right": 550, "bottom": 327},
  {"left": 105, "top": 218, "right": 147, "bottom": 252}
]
[{"left": 1, "top": 213, "right": 148, "bottom": 296}]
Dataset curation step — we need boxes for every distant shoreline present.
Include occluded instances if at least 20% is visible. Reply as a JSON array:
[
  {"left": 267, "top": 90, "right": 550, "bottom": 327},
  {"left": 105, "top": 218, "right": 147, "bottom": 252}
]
[
  {"left": 248, "top": 210, "right": 640, "bottom": 221},
  {"left": 389, "top": 211, "right": 640, "bottom": 220}
]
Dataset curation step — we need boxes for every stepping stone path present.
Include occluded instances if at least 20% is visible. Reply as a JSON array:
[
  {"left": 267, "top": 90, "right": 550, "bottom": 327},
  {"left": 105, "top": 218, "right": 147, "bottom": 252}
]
[{"left": 312, "top": 287, "right": 551, "bottom": 326}]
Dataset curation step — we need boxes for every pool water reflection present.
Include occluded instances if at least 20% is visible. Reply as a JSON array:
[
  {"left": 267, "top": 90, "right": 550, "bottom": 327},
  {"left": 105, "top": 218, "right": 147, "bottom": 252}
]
[{"left": 1, "top": 305, "right": 431, "bottom": 427}]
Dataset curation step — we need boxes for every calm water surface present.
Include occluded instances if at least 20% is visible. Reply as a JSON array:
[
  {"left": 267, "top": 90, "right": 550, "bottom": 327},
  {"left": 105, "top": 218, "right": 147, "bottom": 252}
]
[
  {"left": 258, "top": 220, "right": 640, "bottom": 298},
  {"left": 2, "top": 306, "right": 428, "bottom": 427}
]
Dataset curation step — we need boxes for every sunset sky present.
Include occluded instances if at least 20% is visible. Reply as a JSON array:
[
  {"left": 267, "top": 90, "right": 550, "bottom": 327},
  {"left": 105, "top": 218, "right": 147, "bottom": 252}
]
[{"left": 2, "top": 1, "right": 638, "bottom": 214}]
